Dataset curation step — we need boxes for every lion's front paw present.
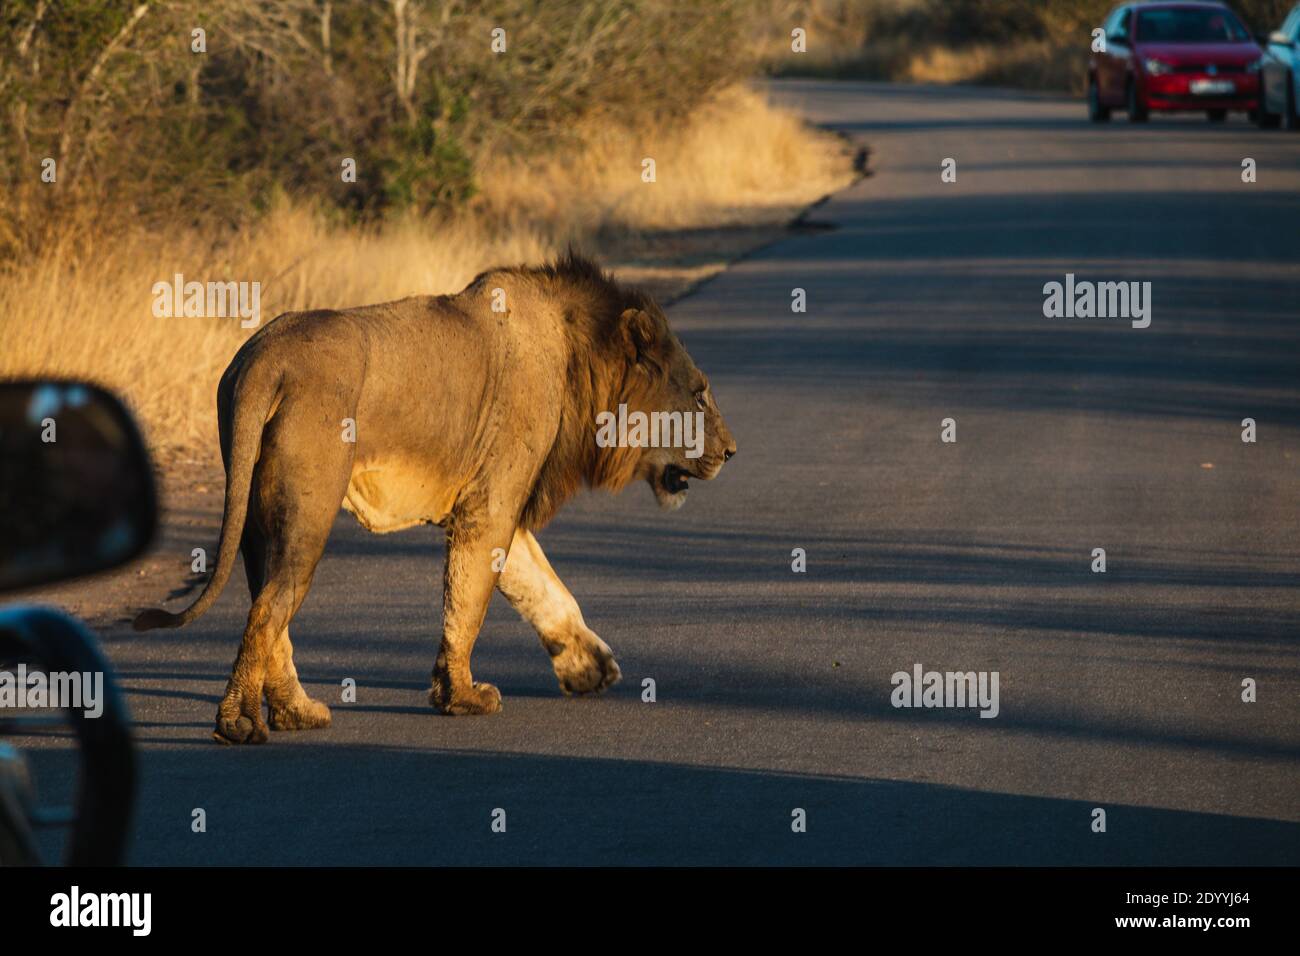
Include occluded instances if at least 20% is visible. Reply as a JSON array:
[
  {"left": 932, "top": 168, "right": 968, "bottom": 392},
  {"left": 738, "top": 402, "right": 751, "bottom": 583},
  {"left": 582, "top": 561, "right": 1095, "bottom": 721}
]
[
  {"left": 429, "top": 673, "right": 503, "bottom": 715},
  {"left": 554, "top": 634, "right": 622, "bottom": 696}
]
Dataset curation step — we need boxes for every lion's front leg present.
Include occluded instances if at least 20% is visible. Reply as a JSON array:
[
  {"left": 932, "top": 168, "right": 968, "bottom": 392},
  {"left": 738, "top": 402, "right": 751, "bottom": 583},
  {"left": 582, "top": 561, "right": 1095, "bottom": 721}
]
[
  {"left": 428, "top": 506, "right": 516, "bottom": 716},
  {"left": 497, "top": 528, "right": 621, "bottom": 696}
]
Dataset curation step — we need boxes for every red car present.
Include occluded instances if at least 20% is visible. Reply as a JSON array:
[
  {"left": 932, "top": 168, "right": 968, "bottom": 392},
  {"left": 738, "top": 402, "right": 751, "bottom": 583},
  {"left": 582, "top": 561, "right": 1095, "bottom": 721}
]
[{"left": 1089, "top": 2, "right": 1265, "bottom": 122}]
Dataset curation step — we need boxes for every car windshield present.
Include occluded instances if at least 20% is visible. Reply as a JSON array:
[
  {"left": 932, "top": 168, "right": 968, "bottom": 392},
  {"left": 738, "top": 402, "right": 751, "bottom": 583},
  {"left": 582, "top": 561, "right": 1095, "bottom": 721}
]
[{"left": 1136, "top": 7, "right": 1251, "bottom": 42}]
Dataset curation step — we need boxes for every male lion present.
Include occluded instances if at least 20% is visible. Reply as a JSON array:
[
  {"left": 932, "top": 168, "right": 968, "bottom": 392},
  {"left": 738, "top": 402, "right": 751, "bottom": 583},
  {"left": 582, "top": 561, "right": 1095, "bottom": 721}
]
[{"left": 134, "top": 253, "right": 736, "bottom": 744}]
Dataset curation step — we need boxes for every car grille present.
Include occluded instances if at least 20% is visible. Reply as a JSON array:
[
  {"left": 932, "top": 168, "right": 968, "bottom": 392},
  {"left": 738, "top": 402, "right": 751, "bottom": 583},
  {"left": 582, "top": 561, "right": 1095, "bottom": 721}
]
[
  {"left": 1158, "top": 93, "right": 1252, "bottom": 104},
  {"left": 1172, "top": 63, "right": 1244, "bottom": 74}
]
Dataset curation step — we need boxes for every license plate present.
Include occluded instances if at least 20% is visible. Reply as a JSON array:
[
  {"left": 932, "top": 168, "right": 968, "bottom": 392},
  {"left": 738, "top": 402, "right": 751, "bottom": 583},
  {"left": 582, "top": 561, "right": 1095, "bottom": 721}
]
[{"left": 1190, "top": 79, "right": 1235, "bottom": 95}]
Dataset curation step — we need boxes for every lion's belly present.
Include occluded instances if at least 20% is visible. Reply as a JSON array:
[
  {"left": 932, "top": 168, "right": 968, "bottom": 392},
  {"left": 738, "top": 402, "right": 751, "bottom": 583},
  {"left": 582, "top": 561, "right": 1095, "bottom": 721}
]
[{"left": 342, "top": 462, "right": 459, "bottom": 534}]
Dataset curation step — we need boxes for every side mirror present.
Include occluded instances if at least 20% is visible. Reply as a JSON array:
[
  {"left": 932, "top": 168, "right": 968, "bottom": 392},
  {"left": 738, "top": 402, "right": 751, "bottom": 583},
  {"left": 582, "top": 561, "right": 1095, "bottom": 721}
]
[
  {"left": 0, "top": 381, "right": 156, "bottom": 593},
  {"left": 1269, "top": 30, "right": 1294, "bottom": 47}
]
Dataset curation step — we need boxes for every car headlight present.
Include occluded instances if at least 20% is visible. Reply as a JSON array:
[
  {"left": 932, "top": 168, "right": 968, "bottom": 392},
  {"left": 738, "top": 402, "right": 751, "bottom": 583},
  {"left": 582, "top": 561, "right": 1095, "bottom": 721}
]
[
  {"left": 1246, "top": 57, "right": 1264, "bottom": 73},
  {"left": 1144, "top": 58, "right": 1172, "bottom": 75}
]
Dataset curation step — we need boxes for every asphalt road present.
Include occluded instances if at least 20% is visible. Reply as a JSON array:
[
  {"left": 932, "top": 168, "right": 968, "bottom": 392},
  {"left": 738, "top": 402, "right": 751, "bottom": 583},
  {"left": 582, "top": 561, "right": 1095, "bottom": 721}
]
[{"left": 22, "top": 81, "right": 1300, "bottom": 865}]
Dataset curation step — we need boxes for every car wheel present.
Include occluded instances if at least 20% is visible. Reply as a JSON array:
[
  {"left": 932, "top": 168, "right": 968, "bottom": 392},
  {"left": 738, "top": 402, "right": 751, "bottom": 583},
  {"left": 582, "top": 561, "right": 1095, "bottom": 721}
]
[
  {"left": 1127, "top": 80, "right": 1149, "bottom": 122},
  {"left": 1088, "top": 77, "right": 1111, "bottom": 122},
  {"left": 1206, "top": 109, "right": 1227, "bottom": 122}
]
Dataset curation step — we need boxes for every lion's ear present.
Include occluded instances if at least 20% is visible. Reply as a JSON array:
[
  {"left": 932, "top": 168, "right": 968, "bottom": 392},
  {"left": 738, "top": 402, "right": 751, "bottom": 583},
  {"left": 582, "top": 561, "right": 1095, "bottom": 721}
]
[{"left": 619, "top": 308, "right": 658, "bottom": 365}]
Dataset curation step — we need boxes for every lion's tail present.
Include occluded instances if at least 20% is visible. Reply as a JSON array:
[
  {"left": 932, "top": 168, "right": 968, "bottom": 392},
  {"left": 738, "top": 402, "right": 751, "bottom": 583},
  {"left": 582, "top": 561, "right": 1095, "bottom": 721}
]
[{"left": 133, "top": 369, "right": 277, "bottom": 632}]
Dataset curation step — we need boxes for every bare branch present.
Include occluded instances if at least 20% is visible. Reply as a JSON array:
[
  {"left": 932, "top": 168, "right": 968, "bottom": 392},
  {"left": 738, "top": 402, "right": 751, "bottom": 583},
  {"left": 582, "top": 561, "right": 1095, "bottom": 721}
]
[{"left": 57, "top": 3, "right": 152, "bottom": 172}]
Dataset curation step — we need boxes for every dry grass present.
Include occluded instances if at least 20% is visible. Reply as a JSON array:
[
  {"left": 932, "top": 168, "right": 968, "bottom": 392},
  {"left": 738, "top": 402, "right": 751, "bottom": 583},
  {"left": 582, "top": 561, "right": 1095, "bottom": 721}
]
[
  {"left": 0, "top": 86, "right": 853, "bottom": 467},
  {"left": 477, "top": 86, "right": 854, "bottom": 232},
  {"left": 903, "top": 41, "right": 1080, "bottom": 91},
  {"left": 772, "top": 34, "right": 1084, "bottom": 94},
  {"left": 760, "top": 0, "right": 1094, "bottom": 93}
]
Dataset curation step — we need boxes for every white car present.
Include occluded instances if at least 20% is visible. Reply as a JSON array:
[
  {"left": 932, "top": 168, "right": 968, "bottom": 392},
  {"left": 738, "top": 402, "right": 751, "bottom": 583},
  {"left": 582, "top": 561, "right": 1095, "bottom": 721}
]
[{"left": 1257, "top": 3, "right": 1300, "bottom": 127}]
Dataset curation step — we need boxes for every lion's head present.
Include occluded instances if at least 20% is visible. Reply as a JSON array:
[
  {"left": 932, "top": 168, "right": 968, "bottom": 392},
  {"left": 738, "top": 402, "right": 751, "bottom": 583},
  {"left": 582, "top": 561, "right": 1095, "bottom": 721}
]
[
  {"left": 519, "top": 254, "right": 736, "bottom": 529},
  {"left": 603, "top": 304, "right": 737, "bottom": 511},
  {"left": 611, "top": 310, "right": 743, "bottom": 512}
]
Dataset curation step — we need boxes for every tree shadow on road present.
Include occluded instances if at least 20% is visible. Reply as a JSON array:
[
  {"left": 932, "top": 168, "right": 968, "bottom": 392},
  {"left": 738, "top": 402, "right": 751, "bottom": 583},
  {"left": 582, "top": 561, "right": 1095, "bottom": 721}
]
[{"left": 21, "top": 743, "right": 1295, "bottom": 866}]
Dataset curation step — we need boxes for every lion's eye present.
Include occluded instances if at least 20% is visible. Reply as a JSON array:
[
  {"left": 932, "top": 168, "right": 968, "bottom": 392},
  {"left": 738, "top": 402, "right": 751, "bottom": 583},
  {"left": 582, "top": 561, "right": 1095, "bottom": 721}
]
[{"left": 694, "top": 392, "right": 707, "bottom": 411}]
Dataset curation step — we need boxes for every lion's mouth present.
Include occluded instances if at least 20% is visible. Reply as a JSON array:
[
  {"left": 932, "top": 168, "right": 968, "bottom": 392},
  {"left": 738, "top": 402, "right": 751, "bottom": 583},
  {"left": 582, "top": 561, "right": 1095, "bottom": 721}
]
[{"left": 661, "top": 464, "right": 690, "bottom": 494}]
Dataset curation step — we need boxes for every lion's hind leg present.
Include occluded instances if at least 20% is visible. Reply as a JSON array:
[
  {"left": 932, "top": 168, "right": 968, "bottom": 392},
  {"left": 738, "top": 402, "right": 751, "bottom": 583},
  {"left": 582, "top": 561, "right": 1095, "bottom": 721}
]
[
  {"left": 217, "top": 539, "right": 335, "bottom": 745},
  {"left": 234, "top": 521, "right": 333, "bottom": 735},
  {"left": 496, "top": 529, "right": 621, "bottom": 696},
  {"left": 214, "top": 406, "right": 350, "bottom": 745},
  {"left": 214, "top": 581, "right": 290, "bottom": 745}
]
